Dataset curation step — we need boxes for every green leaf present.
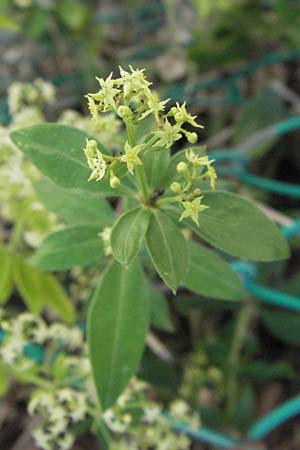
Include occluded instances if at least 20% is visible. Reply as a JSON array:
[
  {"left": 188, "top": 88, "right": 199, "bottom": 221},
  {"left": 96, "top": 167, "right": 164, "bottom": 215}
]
[
  {"left": 111, "top": 207, "right": 150, "bottom": 267},
  {"left": 261, "top": 309, "right": 300, "bottom": 345},
  {"left": 10, "top": 124, "right": 114, "bottom": 195},
  {"left": 146, "top": 210, "right": 189, "bottom": 293},
  {"left": 13, "top": 257, "right": 75, "bottom": 322},
  {"left": 35, "top": 178, "right": 114, "bottom": 226},
  {"left": 0, "top": 248, "right": 14, "bottom": 304},
  {"left": 149, "top": 287, "right": 174, "bottom": 333},
  {"left": 29, "top": 225, "right": 103, "bottom": 271},
  {"left": 88, "top": 260, "right": 149, "bottom": 410},
  {"left": 182, "top": 242, "right": 247, "bottom": 301},
  {"left": 186, "top": 191, "right": 289, "bottom": 261},
  {"left": 143, "top": 149, "right": 170, "bottom": 189}
]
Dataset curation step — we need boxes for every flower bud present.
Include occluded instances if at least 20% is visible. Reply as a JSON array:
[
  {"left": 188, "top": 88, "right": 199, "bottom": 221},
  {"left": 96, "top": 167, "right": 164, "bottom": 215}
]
[
  {"left": 170, "top": 182, "right": 182, "bottom": 194},
  {"left": 193, "top": 188, "right": 201, "bottom": 196},
  {"left": 186, "top": 132, "right": 198, "bottom": 144},
  {"left": 176, "top": 162, "right": 188, "bottom": 174},
  {"left": 110, "top": 174, "right": 120, "bottom": 189},
  {"left": 117, "top": 105, "right": 133, "bottom": 121}
]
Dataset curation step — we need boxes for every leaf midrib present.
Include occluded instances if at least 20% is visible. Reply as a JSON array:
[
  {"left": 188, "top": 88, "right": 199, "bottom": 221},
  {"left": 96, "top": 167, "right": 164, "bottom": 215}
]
[
  {"left": 105, "top": 265, "right": 127, "bottom": 406},
  {"left": 14, "top": 132, "right": 87, "bottom": 169},
  {"left": 153, "top": 212, "right": 175, "bottom": 284}
]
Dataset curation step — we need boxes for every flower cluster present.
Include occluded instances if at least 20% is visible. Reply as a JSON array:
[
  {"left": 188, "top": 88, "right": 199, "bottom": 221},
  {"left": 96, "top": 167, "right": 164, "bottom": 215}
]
[
  {"left": 180, "top": 346, "right": 224, "bottom": 408},
  {"left": 102, "top": 379, "right": 200, "bottom": 450},
  {"left": 0, "top": 312, "right": 47, "bottom": 365},
  {"left": 0, "top": 311, "right": 83, "bottom": 366},
  {"left": 0, "top": 310, "right": 89, "bottom": 450},
  {"left": 29, "top": 389, "right": 87, "bottom": 450},
  {"left": 83, "top": 66, "right": 205, "bottom": 190},
  {"left": 1, "top": 81, "right": 57, "bottom": 247},
  {"left": 85, "top": 66, "right": 168, "bottom": 123},
  {"left": 8, "top": 79, "right": 55, "bottom": 116},
  {"left": 170, "top": 148, "right": 217, "bottom": 225},
  {"left": 0, "top": 310, "right": 200, "bottom": 450}
]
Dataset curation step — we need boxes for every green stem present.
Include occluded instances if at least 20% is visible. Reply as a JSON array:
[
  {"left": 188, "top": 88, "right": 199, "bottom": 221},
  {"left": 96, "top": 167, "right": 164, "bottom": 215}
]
[
  {"left": 126, "top": 121, "right": 136, "bottom": 147},
  {"left": 142, "top": 135, "right": 160, "bottom": 155},
  {"left": 93, "top": 401, "right": 111, "bottom": 449},
  {"left": 226, "top": 300, "right": 255, "bottom": 419},
  {"left": 136, "top": 165, "right": 149, "bottom": 202},
  {"left": 98, "top": 420, "right": 111, "bottom": 449},
  {"left": 157, "top": 196, "right": 179, "bottom": 206},
  {"left": 126, "top": 121, "right": 149, "bottom": 202}
]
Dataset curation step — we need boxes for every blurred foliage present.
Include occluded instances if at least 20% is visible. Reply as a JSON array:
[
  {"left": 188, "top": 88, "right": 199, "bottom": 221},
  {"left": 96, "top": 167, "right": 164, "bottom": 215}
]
[{"left": 0, "top": 1, "right": 300, "bottom": 449}]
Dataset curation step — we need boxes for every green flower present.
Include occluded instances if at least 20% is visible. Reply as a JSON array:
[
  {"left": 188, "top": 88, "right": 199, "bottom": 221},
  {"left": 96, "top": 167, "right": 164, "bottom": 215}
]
[
  {"left": 179, "top": 197, "right": 209, "bottom": 225},
  {"left": 185, "top": 150, "right": 217, "bottom": 189},
  {"left": 204, "top": 163, "right": 217, "bottom": 190},
  {"left": 85, "top": 95, "right": 99, "bottom": 120},
  {"left": 121, "top": 141, "right": 143, "bottom": 174},
  {"left": 140, "top": 91, "right": 169, "bottom": 122},
  {"left": 185, "top": 149, "right": 208, "bottom": 166},
  {"left": 90, "top": 73, "right": 120, "bottom": 112},
  {"left": 153, "top": 119, "right": 182, "bottom": 148},
  {"left": 83, "top": 139, "right": 106, "bottom": 181},
  {"left": 117, "top": 65, "right": 151, "bottom": 98},
  {"left": 171, "top": 102, "right": 204, "bottom": 129}
]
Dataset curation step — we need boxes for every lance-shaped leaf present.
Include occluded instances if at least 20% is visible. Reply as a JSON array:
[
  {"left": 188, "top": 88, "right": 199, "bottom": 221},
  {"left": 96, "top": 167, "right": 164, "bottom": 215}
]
[
  {"left": 29, "top": 225, "right": 103, "bottom": 271},
  {"left": 145, "top": 210, "right": 189, "bottom": 293},
  {"left": 110, "top": 207, "right": 150, "bottom": 267},
  {"left": 186, "top": 191, "right": 289, "bottom": 261},
  {"left": 182, "top": 242, "right": 247, "bottom": 301},
  {"left": 10, "top": 124, "right": 115, "bottom": 195},
  {"left": 13, "top": 257, "right": 75, "bottom": 322},
  {"left": 35, "top": 178, "right": 114, "bottom": 226},
  {"left": 88, "top": 260, "right": 150, "bottom": 410}
]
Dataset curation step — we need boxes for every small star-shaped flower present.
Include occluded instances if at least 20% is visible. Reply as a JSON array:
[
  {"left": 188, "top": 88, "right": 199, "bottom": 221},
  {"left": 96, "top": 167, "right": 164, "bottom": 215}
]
[
  {"left": 172, "top": 102, "right": 204, "bottom": 129},
  {"left": 85, "top": 95, "right": 99, "bottom": 120},
  {"left": 179, "top": 197, "right": 209, "bottom": 225},
  {"left": 88, "top": 150, "right": 107, "bottom": 181},
  {"left": 153, "top": 119, "right": 182, "bottom": 148},
  {"left": 139, "top": 91, "right": 169, "bottom": 122},
  {"left": 121, "top": 141, "right": 143, "bottom": 174},
  {"left": 84, "top": 139, "right": 107, "bottom": 181},
  {"left": 89, "top": 73, "right": 120, "bottom": 112},
  {"left": 205, "top": 163, "right": 217, "bottom": 190},
  {"left": 185, "top": 149, "right": 212, "bottom": 166},
  {"left": 117, "top": 66, "right": 152, "bottom": 98}
]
